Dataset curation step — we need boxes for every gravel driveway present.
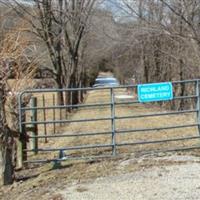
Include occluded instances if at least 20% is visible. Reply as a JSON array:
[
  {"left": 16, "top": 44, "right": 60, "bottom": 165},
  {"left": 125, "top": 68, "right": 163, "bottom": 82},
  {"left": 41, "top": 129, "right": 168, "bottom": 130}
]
[{"left": 59, "top": 155, "right": 200, "bottom": 200}]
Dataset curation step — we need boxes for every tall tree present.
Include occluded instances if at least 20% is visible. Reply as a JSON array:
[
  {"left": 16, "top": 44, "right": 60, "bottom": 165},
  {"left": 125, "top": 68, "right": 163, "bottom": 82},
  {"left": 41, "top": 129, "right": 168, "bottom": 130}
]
[
  {"left": 5, "top": 0, "right": 97, "bottom": 104},
  {"left": 0, "top": 65, "right": 14, "bottom": 185}
]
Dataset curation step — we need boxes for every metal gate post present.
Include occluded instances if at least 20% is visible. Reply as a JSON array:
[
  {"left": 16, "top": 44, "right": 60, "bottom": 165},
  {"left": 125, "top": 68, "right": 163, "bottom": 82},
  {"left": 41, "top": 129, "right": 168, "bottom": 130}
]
[
  {"left": 196, "top": 80, "right": 200, "bottom": 135},
  {"left": 17, "top": 93, "right": 27, "bottom": 168},
  {"left": 30, "top": 97, "right": 38, "bottom": 154},
  {"left": 110, "top": 88, "right": 116, "bottom": 156}
]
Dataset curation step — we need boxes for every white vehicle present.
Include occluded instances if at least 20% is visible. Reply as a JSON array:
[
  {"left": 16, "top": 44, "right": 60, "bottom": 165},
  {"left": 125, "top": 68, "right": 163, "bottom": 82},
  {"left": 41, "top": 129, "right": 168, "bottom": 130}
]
[{"left": 93, "top": 77, "right": 120, "bottom": 87}]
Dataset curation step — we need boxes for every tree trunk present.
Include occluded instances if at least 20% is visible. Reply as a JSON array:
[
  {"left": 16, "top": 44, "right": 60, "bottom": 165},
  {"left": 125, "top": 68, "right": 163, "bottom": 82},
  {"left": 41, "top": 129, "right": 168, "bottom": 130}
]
[
  {"left": 0, "top": 137, "right": 14, "bottom": 186},
  {"left": 179, "top": 59, "right": 185, "bottom": 110},
  {"left": 70, "top": 72, "right": 79, "bottom": 105},
  {"left": 153, "top": 38, "right": 161, "bottom": 82},
  {"left": 0, "top": 90, "right": 14, "bottom": 186},
  {"left": 56, "top": 76, "right": 65, "bottom": 106},
  {"left": 69, "top": 56, "right": 80, "bottom": 105},
  {"left": 144, "top": 58, "right": 149, "bottom": 83}
]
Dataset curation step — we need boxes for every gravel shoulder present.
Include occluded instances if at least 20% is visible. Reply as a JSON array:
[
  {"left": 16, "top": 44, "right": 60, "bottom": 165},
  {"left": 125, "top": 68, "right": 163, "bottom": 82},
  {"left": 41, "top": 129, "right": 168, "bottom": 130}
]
[{"left": 59, "top": 155, "right": 200, "bottom": 200}]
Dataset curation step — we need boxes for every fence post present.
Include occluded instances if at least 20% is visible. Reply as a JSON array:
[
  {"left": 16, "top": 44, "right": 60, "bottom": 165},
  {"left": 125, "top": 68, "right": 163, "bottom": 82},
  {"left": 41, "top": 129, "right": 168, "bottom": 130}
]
[
  {"left": 196, "top": 80, "right": 200, "bottom": 135},
  {"left": 110, "top": 88, "right": 116, "bottom": 156},
  {"left": 59, "top": 104, "right": 62, "bottom": 127},
  {"left": 17, "top": 97, "right": 27, "bottom": 168},
  {"left": 53, "top": 94, "right": 56, "bottom": 134},
  {"left": 30, "top": 97, "right": 38, "bottom": 154},
  {"left": 70, "top": 90, "right": 73, "bottom": 113},
  {"left": 42, "top": 95, "right": 47, "bottom": 143}
]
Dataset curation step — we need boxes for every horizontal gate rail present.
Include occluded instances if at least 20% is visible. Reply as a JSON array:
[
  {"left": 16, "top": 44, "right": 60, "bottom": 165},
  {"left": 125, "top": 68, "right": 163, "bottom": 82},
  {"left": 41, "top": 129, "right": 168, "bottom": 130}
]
[
  {"left": 116, "top": 136, "right": 200, "bottom": 147},
  {"left": 21, "top": 102, "right": 112, "bottom": 111},
  {"left": 172, "top": 79, "right": 200, "bottom": 84},
  {"left": 24, "top": 143, "right": 113, "bottom": 152},
  {"left": 117, "top": 123, "right": 198, "bottom": 134},
  {"left": 115, "top": 95, "right": 198, "bottom": 106},
  {"left": 25, "top": 135, "right": 200, "bottom": 153},
  {"left": 173, "top": 95, "right": 197, "bottom": 100},
  {"left": 22, "top": 117, "right": 112, "bottom": 125},
  {"left": 29, "top": 131, "right": 112, "bottom": 139},
  {"left": 115, "top": 109, "right": 198, "bottom": 120}
]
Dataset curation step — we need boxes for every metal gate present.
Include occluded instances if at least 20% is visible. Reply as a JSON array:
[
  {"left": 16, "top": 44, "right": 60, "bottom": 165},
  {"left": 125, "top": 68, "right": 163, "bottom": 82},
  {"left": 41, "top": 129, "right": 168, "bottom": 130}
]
[{"left": 18, "top": 79, "right": 200, "bottom": 165}]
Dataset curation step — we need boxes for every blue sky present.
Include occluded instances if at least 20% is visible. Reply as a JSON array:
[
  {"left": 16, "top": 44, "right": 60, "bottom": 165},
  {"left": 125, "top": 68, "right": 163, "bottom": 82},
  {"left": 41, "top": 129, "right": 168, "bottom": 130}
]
[
  {"left": 102, "top": 0, "right": 135, "bottom": 21},
  {"left": 101, "top": 0, "right": 129, "bottom": 20},
  {"left": 102, "top": 0, "right": 122, "bottom": 12}
]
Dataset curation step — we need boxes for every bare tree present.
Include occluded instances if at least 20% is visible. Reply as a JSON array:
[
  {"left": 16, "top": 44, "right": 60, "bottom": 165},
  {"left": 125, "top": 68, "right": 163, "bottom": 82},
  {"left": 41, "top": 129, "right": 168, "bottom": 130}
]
[{"left": 3, "top": 0, "right": 98, "bottom": 105}]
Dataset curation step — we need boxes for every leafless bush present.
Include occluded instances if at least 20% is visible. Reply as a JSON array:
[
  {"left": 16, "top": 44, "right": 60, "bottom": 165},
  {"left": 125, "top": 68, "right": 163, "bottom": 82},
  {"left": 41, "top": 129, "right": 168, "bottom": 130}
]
[{"left": 0, "top": 22, "right": 38, "bottom": 185}]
